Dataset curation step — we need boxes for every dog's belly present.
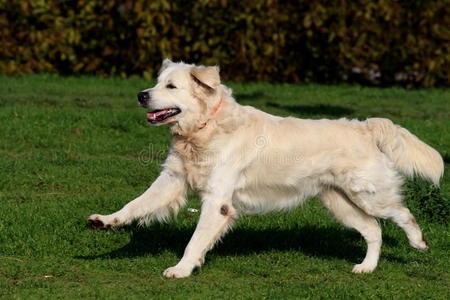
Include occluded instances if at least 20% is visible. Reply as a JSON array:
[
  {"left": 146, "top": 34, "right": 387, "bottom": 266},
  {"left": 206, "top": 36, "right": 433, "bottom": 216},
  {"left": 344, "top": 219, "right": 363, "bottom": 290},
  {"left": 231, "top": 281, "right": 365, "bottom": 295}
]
[{"left": 232, "top": 176, "right": 322, "bottom": 214}]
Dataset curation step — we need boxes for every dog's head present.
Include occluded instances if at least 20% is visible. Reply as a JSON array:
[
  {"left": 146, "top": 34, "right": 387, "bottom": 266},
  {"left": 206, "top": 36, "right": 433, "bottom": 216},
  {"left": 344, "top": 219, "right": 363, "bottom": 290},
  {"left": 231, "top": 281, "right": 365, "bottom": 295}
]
[{"left": 137, "top": 59, "right": 222, "bottom": 128}]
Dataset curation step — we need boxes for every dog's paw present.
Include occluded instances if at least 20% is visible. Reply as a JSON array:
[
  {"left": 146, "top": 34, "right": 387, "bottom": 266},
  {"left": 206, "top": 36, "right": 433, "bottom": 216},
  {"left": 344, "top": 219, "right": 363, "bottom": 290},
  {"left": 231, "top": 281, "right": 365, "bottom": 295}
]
[
  {"left": 87, "top": 214, "right": 116, "bottom": 230},
  {"left": 410, "top": 239, "right": 428, "bottom": 251},
  {"left": 163, "top": 266, "right": 192, "bottom": 278},
  {"left": 352, "top": 263, "right": 376, "bottom": 274}
]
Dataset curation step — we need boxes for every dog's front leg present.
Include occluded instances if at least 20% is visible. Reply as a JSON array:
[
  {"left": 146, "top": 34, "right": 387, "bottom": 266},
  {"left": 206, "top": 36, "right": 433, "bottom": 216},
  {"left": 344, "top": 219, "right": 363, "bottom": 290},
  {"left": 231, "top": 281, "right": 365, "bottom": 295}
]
[
  {"left": 163, "top": 195, "right": 236, "bottom": 278},
  {"left": 88, "top": 169, "right": 186, "bottom": 229}
]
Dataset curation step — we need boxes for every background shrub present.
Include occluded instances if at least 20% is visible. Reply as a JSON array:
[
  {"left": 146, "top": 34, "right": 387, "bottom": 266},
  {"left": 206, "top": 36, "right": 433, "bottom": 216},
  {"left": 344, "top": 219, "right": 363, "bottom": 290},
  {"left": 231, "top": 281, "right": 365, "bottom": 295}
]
[
  {"left": 404, "top": 178, "right": 449, "bottom": 224},
  {"left": 1, "top": 0, "right": 449, "bottom": 87}
]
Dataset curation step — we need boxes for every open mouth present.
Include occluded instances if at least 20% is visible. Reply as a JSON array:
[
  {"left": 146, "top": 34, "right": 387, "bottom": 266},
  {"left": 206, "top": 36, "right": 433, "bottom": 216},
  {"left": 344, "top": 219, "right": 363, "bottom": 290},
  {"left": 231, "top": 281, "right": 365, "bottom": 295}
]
[{"left": 146, "top": 108, "right": 181, "bottom": 124}]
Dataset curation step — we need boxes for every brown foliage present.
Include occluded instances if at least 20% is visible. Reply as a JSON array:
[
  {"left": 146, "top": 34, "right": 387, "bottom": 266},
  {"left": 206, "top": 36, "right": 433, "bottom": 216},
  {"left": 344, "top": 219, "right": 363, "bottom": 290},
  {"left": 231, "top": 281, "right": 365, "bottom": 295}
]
[{"left": 1, "top": 0, "right": 449, "bottom": 87}]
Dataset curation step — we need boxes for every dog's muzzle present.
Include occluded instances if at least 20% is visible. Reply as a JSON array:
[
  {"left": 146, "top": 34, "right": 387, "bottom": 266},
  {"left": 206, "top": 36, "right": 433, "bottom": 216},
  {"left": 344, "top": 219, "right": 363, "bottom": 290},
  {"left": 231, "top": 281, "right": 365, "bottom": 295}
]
[{"left": 137, "top": 91, "right": 150, "bottom": 107}]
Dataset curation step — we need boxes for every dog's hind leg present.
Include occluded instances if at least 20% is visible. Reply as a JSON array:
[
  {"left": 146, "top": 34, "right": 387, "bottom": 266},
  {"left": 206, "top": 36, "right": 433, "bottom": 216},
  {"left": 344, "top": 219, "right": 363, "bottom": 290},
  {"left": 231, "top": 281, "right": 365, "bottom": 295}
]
[
  {"left": 339, "top": 157, "right": 428, "bottom": 253},
  {"left": 348, "top": 189, "right": 428, "bottom": 252},
  {"left": 321, "top": 188, "right": 382, "bottom": 273},
  {"left": 382, "top": 204, "right": 428, "bottom": 251},
  {"left": 343, "top": 174, "right": 428, "bottom": 252},
  {"left": 163, "top": 199, "right": 237, "bottom": 278},
  {"left": 88, "top": 169, "right": 187, "bottom": 229}
]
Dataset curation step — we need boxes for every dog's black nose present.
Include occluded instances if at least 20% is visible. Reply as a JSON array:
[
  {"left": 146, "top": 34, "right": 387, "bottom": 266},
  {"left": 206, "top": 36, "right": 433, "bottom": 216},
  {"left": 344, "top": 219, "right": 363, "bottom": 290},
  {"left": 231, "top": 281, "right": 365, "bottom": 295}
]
[{"left": 137, "top": 92, "right": 149, "bottom": 106}]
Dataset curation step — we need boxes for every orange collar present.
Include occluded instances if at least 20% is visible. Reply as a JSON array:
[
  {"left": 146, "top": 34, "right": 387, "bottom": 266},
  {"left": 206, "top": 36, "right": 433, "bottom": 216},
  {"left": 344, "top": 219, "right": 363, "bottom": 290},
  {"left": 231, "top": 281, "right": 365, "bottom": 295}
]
[{"left": 199, "top": 98, "right": 223, "bottom": 129}]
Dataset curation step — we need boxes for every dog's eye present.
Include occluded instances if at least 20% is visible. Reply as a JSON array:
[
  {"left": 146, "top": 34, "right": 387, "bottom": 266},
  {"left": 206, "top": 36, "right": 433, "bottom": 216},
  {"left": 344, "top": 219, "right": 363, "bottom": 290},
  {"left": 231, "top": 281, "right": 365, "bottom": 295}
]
[{"left": 166, "top": 83, "right": 176, "bottom": 89}]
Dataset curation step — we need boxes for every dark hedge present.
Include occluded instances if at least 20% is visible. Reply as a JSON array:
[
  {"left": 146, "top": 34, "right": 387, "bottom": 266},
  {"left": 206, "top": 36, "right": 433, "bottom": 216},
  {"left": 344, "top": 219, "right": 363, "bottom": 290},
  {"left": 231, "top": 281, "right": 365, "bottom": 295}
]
[{"left": 1, "top": 0, "right": 449, "bottom": 87}]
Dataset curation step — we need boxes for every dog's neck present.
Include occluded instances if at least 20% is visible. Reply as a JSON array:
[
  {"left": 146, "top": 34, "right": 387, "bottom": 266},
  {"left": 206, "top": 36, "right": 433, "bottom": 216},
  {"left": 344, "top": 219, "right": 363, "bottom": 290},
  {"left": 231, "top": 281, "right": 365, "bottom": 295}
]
[
  {"left": 170, "top": 97, "right": 226, "bottom": 137},
  {"left": 198, "top": 97, "right": 223, "bottom": 130}
]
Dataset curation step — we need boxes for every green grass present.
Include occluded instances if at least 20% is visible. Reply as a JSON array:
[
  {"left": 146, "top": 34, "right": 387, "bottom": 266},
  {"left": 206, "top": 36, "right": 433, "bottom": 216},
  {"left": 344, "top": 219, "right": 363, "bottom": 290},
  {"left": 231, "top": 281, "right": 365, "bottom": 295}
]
[{"left": 0, "top": 75, "right": 449, "bottom": 299}]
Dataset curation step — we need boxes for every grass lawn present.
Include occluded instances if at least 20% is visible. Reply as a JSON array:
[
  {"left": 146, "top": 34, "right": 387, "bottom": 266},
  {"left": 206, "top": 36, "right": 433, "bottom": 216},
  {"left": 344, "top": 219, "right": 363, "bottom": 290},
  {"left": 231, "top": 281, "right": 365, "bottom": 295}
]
[{"left": 0, "top": 75, "right": 449, "bottom": 299}]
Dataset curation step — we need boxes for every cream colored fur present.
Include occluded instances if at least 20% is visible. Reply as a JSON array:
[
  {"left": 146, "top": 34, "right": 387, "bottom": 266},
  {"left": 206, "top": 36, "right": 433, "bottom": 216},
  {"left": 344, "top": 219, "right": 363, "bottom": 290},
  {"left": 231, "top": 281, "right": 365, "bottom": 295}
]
[{"left": 88, "top": 60, "right": 444, "bottom": 278}]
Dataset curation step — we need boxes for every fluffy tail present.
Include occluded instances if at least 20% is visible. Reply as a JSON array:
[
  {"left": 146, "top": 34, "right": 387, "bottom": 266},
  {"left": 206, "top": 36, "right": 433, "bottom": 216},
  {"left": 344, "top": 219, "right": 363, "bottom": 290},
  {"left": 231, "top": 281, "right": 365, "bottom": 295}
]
[{"left": 367, "top": 118, "right": 444, "bottom": 185}]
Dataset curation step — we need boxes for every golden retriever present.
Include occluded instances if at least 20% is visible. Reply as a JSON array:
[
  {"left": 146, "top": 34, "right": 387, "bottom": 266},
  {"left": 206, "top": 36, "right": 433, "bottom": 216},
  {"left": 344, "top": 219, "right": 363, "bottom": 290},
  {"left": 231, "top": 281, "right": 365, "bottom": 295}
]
[{"left": 88, "top": 59, "right": 444, "bottom": 278}]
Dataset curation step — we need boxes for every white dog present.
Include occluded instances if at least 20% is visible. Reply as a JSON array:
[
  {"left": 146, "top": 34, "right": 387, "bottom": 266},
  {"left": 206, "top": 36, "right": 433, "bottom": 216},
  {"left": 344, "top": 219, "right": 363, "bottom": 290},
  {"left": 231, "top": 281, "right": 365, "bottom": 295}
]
[{"left": 88, "top": 59, "right": 444, "bottom": 278}]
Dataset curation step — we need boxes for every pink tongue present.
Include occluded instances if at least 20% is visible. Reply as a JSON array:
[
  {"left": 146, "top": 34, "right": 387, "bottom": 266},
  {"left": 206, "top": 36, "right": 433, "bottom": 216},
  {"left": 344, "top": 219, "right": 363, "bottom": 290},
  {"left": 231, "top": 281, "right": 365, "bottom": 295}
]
[{"left": 147, "top": 110, "right": 168, "bottom": 119}]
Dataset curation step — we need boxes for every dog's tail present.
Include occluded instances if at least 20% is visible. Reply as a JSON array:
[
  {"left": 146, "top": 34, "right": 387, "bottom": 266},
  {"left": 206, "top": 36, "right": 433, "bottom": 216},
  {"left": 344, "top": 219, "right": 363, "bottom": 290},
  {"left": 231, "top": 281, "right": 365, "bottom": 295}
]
[{"left": 367, "top": 118, "right": 444, "bottom": 185}]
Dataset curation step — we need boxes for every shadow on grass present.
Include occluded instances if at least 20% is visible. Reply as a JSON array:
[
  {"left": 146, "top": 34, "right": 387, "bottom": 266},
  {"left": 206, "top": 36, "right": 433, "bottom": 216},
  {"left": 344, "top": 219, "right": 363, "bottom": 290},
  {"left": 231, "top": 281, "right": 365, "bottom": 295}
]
[
  {"left": 228, "top": 91, "right": 355, "bottom": 118},
  {"left": 442, "top": 152, "right": 450, "bottom": 164},
  {"left": 78, "top": 224, "right": 404, "bottom": 264},
  {"left": 234, "top": 91, "right": 267, "bottom": 102},
  {"left": 266, "top": 102, "right": 354, "bottom": 117}
]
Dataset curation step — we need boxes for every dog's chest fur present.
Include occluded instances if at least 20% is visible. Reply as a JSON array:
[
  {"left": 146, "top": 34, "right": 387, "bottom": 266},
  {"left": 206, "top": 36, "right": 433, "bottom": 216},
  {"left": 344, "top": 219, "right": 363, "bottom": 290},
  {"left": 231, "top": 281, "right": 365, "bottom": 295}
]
[{"left": 171, "top": 133, "right": 216, "bottom": 190}]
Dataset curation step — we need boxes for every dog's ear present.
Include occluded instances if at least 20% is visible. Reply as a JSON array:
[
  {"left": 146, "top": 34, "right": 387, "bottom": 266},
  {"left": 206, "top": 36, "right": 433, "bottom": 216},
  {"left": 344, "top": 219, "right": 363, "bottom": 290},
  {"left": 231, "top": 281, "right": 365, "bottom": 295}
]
[
  {"left": 191, "top": 66, "right": 220, "bottom": 92},
  {"left": 159, "top": 58, "right": 173, "bottom": 74}
]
